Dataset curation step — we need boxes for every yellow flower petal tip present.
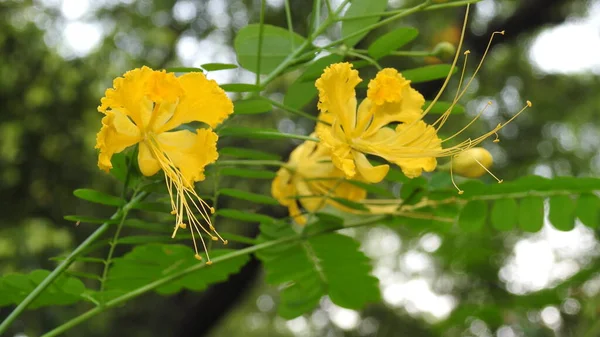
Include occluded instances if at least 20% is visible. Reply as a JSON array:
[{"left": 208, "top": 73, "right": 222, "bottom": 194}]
[{"left": 96, "top": 66, "right": 233, "bottom": 260}]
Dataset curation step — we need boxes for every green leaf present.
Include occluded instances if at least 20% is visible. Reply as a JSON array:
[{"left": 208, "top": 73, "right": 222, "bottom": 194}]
[
  {"left": 219, "top": 188, "right": 280, "bottom": 206},
  {"left": 220, "top": 83, "right": 262, "bottom": 92},
  {"left": 518, "top": 196, "right": 544, "bottom": 232},
  {"left": 165, "top": 67, "right": 204, "bottom": 73},
  {"left": 132, "top": 201, "right": 172, "bottom": 213},
  {"left": 217, "top": 208, "right": 275, "bottom": 223},
  {"left": 576, "top": 193, "right": 600, "bottom": 228},
  {"left": 220, "top": 167, "right": 276, "bottom": 180},
  {"left": 329, "top": 196, "right": 369, "bottom": 212},
  {"left": 233, "top": 98, "right": 272, "bottom": 115},
  {"left": 219, "top": 127, "right": 318, "bottom": 142},
  {"left": 256, "top": 221, "right": 380, "bottom": 318},
  {"left": 341, "top": 0, "right": 388, "bottom": 47},
  {"left": 219, "top": 147, "right": 281, "bottom": 160},
  {"left": 101, "top": 245, "right": 249, "bottom": 301},
  {"left": 73, "top": 189, "right": 124, "bottom": 207},
  {"left": 284, "top": 54, "right": 344, "bottom": 110},
  {"left": 201, "top": 63, "right": 238, "bottom": 71},
  {"left": 458, "top": 200, "right": 487, "bottom": 232},
  {"left": 347, "top": 180, "right": 395, "bottom": 198},
  {"left": 299, "top": 54, "right": 345, "bottom": 81},
  {"left": 234, "top": 24, "right": 306, "bottom": 74},
  {"left": 425, "top": 100, "right": 465, "bottom": 114},
  {"left": 490, "top": 198, "right": 517, "bottom": 231},
  {"left": 284, "top": 80, "right": 317, "bottom": 110},
  {"left": 549, "top": 195, "right": 575, "bottom": 231},
  {"left": 458, "top": 176, "right": 600, "bottom": 199},
  {"left": 402, "top": 64, "right": 456, "bottom": 83},
  {"left": 0, "top": 270, "right": 87, "bottom": 308},
  {"left": 367, "top": 27, "right": 419, "bottom": 59}
]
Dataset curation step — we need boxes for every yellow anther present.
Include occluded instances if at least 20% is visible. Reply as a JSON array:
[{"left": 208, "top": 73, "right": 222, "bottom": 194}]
[
  {"left": 499, "top": 30, "right": 505, "bottom": 35},
  {"left": 210, "top": 207, "right": 215, "bottom": 214},
  {"left": 223, "top": 240, "right": 229, "bottom": 245},
  {"left": 458, "top": 190, "right": 464, "bottom": 195},
  {"left": 487, "top": 101, "right": 492, "bottom": 105},
  {"left": 179, "top": 223, "right": 187, "bottom": 229},
  {"left": 527, "top": 100, "right": 532, "bottom": 107},
  {"left": 194, "top": 254, "right": 202, "bottom": 261},
  {"left": 205, "top": 261, "right": 213, "bottom": 265},
  {"left": 211, "top": 236, "right": 218, "bottom": 241},
  {"left": 464, "top": 50, "right": 471, "bottom": 55},
  {"left": 170, "top": 210, "right": 177, "bottom": 215}
]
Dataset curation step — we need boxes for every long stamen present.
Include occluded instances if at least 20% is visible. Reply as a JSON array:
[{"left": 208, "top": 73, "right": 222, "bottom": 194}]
[
  {"left": 145, "top": 136, "right": 224, "bottom": 263},
  {"left": 450, "top": 156, "right": 464, "bottom": 195}
]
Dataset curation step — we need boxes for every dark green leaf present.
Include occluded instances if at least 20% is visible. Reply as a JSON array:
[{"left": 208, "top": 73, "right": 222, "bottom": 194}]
[
  {"left": 256, "top": 221, "right": 380, "bottom": 318},
  {"left": 220, "top": 83, "right": 261, "bottom": 92},
  {"left": 220, "top": 167, "right": 276, "bottom": 179},
  {"left": 0, "top": 270, "right": 87, "bottom": 308},
  {"left": 576, "top": 193, "right": 600, "bottom": 228},
  {"left": 132, "top": 201, "right": 172, "bottom": 213},
  {"left": 201, "top": 63, "right": 238, "bottom": 71},
  {"left": 518, "top": 196, "right": 544, "bottom": 232},
  {"left": 458, "top": 200, "right": 487, "bottom": 232},
  {"left": 458, "top": 176, "right": 600, "bottom": 199},
  {"left": 367, "top": 27, "right": 419, "bottom": 59},
  {"left": 549, "top": 195, "right": 575, "bottom": 231},
  {"left": 329, "top": 196, "right": 369, "bottom": 212},
  {"left": 425, "top": 100, "right": 465, "bottom": 114},
  {"left": 219, "top": 188, "right": 279, "bottom": 205},
  {"left": 233, "top": 98, "right": 272, "bottom": 115},
  {"left": 341, "top": 0, "right": 388, "bottom": 47},
  {"left": 73, "top": 189, "right": 124, "bottom": 207},
  {"left": 402, "top": 64, "right": 456, "bottom": 83},
  {"left": 101, "top": 245, "right": 249, "bottom": 301},
  {"left": 234, "top": 24, "right": 306, "bottom": 74},
  {"left": 490, "top": 198, "right": 517, "bottom": 231},
  {"left": 219, "top": 147, "right": 281, "bottom": 160}
]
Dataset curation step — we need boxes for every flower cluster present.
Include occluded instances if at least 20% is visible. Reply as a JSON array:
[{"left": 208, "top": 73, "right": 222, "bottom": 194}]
[{"left": 271, "top": 60, "right": 531, "bottom": 222}]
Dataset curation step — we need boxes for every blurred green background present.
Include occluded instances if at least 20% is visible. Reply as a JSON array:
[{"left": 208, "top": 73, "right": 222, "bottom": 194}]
[{"left": 2, "top": 0, "right": 600, "bottom": 336}]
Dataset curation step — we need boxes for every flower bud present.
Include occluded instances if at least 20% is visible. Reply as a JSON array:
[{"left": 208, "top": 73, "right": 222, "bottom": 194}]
[
  {"left": 433, "top": 41, "right": 456, "bottom": 60},
  {"left": 452, "top": 148, "right": 493, "bottom": 178}
]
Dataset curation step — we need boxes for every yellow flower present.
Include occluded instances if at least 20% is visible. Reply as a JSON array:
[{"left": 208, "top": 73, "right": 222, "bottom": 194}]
[
  {"left": 271, "top": 136, "right": 366, "bottom": 225},
  {"left": 95, "top": 66, "right": 233, "bottom": 262},
  {"left": 316, "top": 63, "right": 441, "bottom": 183}
]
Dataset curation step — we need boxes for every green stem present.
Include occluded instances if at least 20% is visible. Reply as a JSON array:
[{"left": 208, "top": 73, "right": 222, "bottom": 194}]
[
  {"left": 40, "top": 214, "right": 389, "bottom": 337},
  {"left": 255, "top": 0, "right": 266, "bottom": 85},
  {"left": 99, "top": 192, "right": 137, "bottom": 293},
  {"left": 284, "top": 0, "right": 295, "bottom": 48},
  {"left": 337, "top": 0, "right": 481, "bottom": 21},
  {"left": 0, "top": 191, "right": 147, "bottom": 334},
  {"left": 344, "top": 50, "right": 382, "bottom": 69},
  {"left": 319, "top": 0, "right": 432, "bottom": 50}
]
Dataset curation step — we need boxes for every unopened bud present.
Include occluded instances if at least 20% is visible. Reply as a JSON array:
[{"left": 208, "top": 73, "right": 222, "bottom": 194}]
[
  {"left": 433, "top": 42, "right": 456, "bottom": 60},
  {"left": 452, "top": 148, "right": 493, "bottom": 178}
]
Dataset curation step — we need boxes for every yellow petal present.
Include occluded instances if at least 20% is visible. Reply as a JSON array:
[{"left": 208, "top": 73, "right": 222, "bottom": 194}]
[
  {"left": 364, "top": 68, "right": 424, "bottom": 135},
  {"left": 157, "top": 72, "right": 233, "bottom": 133},
  {"left": 138, "top": 141, "right": 161, "bottom": 177},
  {"left": 155, "top": 128, "right": 219, "bottom": 183},
  {"left": 315, "top": 62, "right": 361, "bottom": 134},
  {"left": 353, "top": 152, "right": 389, "bottom": 183},
  {"left": 98, "top": 66, "right": 155, "bottom": 130},
  {"left": 95, "top": 109, "right": 142, "bottom": 172},
  {"left": 271, "top": 168, "right": 294, "bottom": 207},
  {"left": 392, "top": 121, "right": 441, "bottom": 178}
]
